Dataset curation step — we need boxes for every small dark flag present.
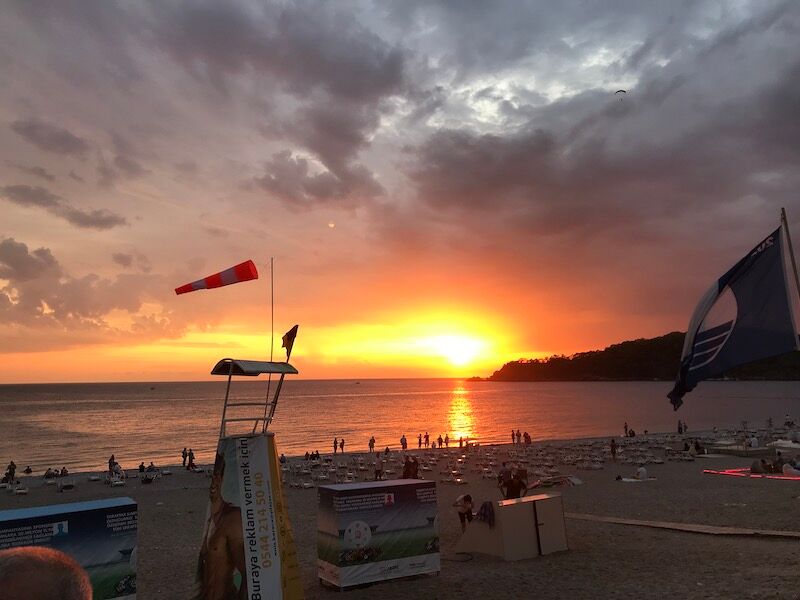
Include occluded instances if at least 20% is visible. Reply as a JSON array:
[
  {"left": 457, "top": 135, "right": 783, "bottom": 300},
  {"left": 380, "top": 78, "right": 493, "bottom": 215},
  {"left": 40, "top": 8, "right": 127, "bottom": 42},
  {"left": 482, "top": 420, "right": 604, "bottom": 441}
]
[{"left": 282, "top": 325, "right": 299, "bottom": 360}]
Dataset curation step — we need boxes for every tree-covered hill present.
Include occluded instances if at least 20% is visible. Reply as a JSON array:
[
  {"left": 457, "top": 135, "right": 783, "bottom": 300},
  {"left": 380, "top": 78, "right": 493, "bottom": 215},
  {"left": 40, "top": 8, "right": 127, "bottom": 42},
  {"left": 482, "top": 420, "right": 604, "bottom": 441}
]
[{"left": 482, "top": 332, "right": 800, "bottom": 382}]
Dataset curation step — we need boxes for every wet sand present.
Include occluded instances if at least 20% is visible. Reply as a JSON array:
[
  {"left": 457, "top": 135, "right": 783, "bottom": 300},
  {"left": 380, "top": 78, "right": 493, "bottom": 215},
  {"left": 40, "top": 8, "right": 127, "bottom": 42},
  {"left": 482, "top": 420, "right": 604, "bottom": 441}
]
[{"left": 2, "top": 438, "right": 798, "bottom": 599}]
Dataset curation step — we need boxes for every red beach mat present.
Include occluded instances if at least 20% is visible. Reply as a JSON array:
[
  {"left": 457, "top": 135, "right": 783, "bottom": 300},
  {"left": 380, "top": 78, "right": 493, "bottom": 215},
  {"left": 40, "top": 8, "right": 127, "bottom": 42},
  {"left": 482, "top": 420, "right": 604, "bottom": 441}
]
[{"left": 703, "top": 467, "right": 800, "bottom": 481}]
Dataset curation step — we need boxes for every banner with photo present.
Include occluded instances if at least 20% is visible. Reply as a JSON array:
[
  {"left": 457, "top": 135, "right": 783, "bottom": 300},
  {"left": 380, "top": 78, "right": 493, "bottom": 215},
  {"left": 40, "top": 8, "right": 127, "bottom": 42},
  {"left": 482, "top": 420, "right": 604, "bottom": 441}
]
[
  {"left": 0, "top": 497, "right": 137, "bottom": 599},
  {"left": 194, "top": 433, "right": 303, "bottom": 600},
  {"left": 317, "top": 479, "right": 440, "bottom": 588}
]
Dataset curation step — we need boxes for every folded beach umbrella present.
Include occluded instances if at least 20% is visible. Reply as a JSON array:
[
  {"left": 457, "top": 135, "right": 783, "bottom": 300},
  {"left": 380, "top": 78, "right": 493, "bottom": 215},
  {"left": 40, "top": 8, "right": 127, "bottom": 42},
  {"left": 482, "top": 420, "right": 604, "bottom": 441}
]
[{"left": 175, "top": 259, "right": 258, "bottom": 295}]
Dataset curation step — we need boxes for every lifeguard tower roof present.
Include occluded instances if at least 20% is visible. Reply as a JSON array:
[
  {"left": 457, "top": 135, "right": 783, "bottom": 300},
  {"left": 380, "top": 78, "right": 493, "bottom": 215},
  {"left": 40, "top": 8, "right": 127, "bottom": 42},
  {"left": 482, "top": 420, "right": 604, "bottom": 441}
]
[{"left": 210, "top": 358, "right": 298, "bottom": 377}]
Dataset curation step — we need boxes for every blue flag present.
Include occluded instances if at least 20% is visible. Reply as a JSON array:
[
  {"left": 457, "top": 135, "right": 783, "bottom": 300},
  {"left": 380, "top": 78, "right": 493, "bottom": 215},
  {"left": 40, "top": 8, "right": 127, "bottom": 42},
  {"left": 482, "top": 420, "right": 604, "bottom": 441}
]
[{"left": 668, "top": 225, "right": 800, "bottom": 410}]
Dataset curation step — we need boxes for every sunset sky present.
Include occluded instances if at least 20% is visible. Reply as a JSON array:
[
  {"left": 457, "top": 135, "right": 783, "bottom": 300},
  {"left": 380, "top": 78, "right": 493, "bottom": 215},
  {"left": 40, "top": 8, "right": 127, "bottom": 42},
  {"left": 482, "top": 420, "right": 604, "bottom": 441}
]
[{"left": 1, "top": 1, "right": 799, "bottom": 383}]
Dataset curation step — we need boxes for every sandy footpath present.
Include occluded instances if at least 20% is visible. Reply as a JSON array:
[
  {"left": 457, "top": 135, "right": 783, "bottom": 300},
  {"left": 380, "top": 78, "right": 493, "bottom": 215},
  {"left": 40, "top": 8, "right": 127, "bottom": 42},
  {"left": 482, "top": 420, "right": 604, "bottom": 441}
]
[{"left": 2, "top": 438, "right": 799, "bottom": 599}]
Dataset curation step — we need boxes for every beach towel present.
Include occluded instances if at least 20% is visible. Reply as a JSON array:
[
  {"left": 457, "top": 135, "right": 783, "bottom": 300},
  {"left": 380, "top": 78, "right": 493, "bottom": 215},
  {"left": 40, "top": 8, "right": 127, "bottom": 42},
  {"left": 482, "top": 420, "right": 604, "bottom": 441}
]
[
  {"left": 703, "top": 467, "right": 800, "bottom": 481},
  {"left": 476, "top": 501, "right": 495, "bottom": 527}
]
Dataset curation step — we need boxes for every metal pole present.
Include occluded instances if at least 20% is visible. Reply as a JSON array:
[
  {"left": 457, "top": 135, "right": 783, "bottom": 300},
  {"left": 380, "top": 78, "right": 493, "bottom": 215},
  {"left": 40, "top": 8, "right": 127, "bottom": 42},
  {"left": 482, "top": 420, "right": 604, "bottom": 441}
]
[
  {"left": 265, "top": 373, "right": 287, "bottom": 431},
  {"left": 219, "top": 362, "right": 234, "bottom": 439},
  {"left": 781, "top": 208, "right": 800, "bottom": 349},
  {"left": 257, "top": 258, "right": 275, "bottom": 433}
]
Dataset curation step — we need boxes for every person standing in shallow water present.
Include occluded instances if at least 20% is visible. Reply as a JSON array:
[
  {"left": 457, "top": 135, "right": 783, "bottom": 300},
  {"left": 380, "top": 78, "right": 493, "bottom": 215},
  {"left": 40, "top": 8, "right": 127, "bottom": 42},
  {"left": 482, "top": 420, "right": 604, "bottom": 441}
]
[
  {"left": 424, "top": 432, "right": 429, "bottom": 448},
  {"left": 333, "top": 438, "right": 338, "bottom": 454},
  {"left": 418, "top": 433, "right": 422, "bottom": 449},
  {"left": 511, "top": 430, "right": 515, "bottom": 444},
  {"left": 182, "top": 447, "right": 188, "bottom": 468},
  {"left": 339, "top": 438, "right": 345, "bottom": 453}
]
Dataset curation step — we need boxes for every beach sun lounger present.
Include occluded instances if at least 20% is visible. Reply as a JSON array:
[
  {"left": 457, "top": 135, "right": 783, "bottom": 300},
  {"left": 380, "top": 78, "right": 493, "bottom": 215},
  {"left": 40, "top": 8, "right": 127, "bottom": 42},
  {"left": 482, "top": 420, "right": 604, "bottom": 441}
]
[{"left": 58, "top": 479, "right": 76, "bottom": 491}]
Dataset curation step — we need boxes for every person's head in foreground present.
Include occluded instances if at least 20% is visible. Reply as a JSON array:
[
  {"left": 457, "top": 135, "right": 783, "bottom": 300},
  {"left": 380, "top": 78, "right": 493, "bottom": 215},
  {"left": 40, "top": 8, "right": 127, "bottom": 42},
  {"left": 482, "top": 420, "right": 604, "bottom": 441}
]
[{"left": 0, "top": 546, "right": 92, "bottom": 600}]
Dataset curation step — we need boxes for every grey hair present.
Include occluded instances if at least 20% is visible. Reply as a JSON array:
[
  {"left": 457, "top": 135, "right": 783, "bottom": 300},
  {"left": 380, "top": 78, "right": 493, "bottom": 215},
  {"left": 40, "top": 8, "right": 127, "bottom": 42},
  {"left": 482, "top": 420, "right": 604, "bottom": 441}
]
[{"left": 0, "top": 546, "right": 92, "bottom": 600}]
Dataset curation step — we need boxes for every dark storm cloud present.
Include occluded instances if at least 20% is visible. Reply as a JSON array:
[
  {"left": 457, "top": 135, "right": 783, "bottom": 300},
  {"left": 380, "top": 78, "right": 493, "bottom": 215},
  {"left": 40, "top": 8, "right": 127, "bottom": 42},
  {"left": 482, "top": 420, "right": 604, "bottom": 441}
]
[
  {"left": 113, "top": 154, "right": 147, "bottom": 178},
  {"left": 0, "top": 238, "right": 178, "bottom": 350},
  {"left": 151, "top": 1, "right": 402, "bottom": 206},
  {"left": 254, "top": 149, "right": 381, "bottom": 208},
  {"left": 255, "top": 99, "right": 386, "bottom": 206},
  {"left": 154, "top": 1, "right": 405, "bottom": 103},
  {"left": 95, "top": 135, "right": 149, "bottom": 187},
  {"left": 1, "top": 184, "right": 127, "bottom": 230},
  {"left": 1, "top": 185, "right": 61, "bottom": 209},
  {"left": 6, "top": 162, "right": 56, "bottom": 182},
  {"left": 96, "top": 154, "right": 117, "bottom": 188},
  {"left": 404, "top": 3, "right": 800, "bottom": 241},
  {"left": 0, "top": 238, "right": 60, "bottom": 282},
  {"left": 10, "top": 118, "right": 90, "bottom": 158},
  {"left": 112, "top": 252, "right": 133, "bottom": 267}
]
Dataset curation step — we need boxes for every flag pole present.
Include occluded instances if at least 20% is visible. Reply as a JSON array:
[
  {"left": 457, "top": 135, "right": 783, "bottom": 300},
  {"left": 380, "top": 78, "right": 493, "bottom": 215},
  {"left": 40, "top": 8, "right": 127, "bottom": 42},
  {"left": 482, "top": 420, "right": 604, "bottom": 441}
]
[
  {"left": 256, "top": 257, "right": 275, "bottom": 433},
  {"left": 782, "top": 208, "right": 800, "bottom": 300},
  {"left": 781, "top": 208, "right": 800, "bottom": 349}
]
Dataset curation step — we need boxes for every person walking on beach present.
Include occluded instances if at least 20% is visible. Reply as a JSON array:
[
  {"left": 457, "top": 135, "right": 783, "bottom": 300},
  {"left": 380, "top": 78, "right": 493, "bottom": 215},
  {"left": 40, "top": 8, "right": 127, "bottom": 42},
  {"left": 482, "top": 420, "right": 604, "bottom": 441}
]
[
  {"left": 188, "top": 448, "right": 195, "bottom": 470},
  {"left": 182, "top": 447, "right": 188, "bottom": 467},
  {"left": 418, "top": 433, "right": 422, "bottom": 448},
  {"left": 333, "top": 438, "right": 338, "bottom": 454},
  {"left": 374, "top": 453, "right": 384, "bottom": 480},
  {"left": 500, "top": 471, "right": 528, "bottom": 500},
  {"left": 453, "top": 494, "right": 473, "bottom": 533},
  {"left": 368, "top": 436, "right": 375, "bottom": 452},
  {"left": 459, "top": 436, "right": 463, "bottom": 448},
  {"left": 437, "top": 434, "right": 443, "bottom": 449},
  {"left": 511, "top": 430, "right": 516, "bottom": 444},
  {"left": 677, "top": 420, "right": 683, "bottom": 434},
  {"left": 516, "top": 429, "right": 522, "bottom": 445},
  {"left": 444, "top": 434, "right": 450, "bottom": 448},
  {"left": 424, "top": 432, "right": 430, "bottom": 448},
  {"left": 339, "top": 438, "right": 345, "bottom": 453},
  {"left": 610, "top": 438, "right": 617, "bottom": 462},
  {"left": 624, "top": 422, "right": 628, "bottom": 437},
  {"left": 400, "top": 434, "right": 407, "bottom": 451}
]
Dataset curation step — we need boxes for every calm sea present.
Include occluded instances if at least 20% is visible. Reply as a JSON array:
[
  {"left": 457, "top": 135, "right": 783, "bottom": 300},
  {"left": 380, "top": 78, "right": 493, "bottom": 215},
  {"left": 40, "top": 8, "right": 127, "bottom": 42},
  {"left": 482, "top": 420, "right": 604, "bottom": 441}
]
[{"left": 1, "top": 379, "right": 799, "bottom": 472}]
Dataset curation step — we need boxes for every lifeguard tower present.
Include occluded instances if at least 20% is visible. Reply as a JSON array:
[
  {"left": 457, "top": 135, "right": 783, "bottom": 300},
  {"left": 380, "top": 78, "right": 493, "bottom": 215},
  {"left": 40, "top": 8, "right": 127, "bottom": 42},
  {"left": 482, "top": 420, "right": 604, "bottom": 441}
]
[
  {"left": 211, "top": 358, "right": 298, "bottom": 437},
  {"left": 195, "top": 350, "right": 304, "bottom": 599}
]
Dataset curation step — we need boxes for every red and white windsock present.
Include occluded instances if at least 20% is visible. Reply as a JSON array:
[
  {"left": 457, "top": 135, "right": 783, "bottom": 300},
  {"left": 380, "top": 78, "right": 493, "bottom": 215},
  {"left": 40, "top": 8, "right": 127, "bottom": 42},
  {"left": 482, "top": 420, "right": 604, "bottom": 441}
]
[{"left": 175, "top": 260, "right": 258, "bottom": 295}]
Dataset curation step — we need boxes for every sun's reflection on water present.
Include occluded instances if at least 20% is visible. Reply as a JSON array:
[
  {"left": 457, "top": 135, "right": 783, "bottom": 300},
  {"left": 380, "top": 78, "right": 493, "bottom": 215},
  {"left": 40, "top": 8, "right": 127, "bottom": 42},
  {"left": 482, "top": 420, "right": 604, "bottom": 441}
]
[{"left": 447, "top": 385, "right": 475, "bottom": 442}]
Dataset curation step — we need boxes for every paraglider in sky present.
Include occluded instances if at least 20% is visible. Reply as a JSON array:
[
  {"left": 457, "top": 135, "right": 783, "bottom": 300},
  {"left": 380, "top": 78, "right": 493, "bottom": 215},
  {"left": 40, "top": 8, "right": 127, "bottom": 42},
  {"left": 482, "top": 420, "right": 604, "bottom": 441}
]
[{"left": 615, "top": 89, "right": 627, "bottom": 100}]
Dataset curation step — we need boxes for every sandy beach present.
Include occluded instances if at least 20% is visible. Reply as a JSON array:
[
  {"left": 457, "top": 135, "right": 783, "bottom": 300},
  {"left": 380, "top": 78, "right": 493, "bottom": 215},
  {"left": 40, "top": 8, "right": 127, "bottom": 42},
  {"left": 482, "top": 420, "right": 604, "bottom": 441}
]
[{"left": 2, "top": 436, "right": 799, "bottom": 599}]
